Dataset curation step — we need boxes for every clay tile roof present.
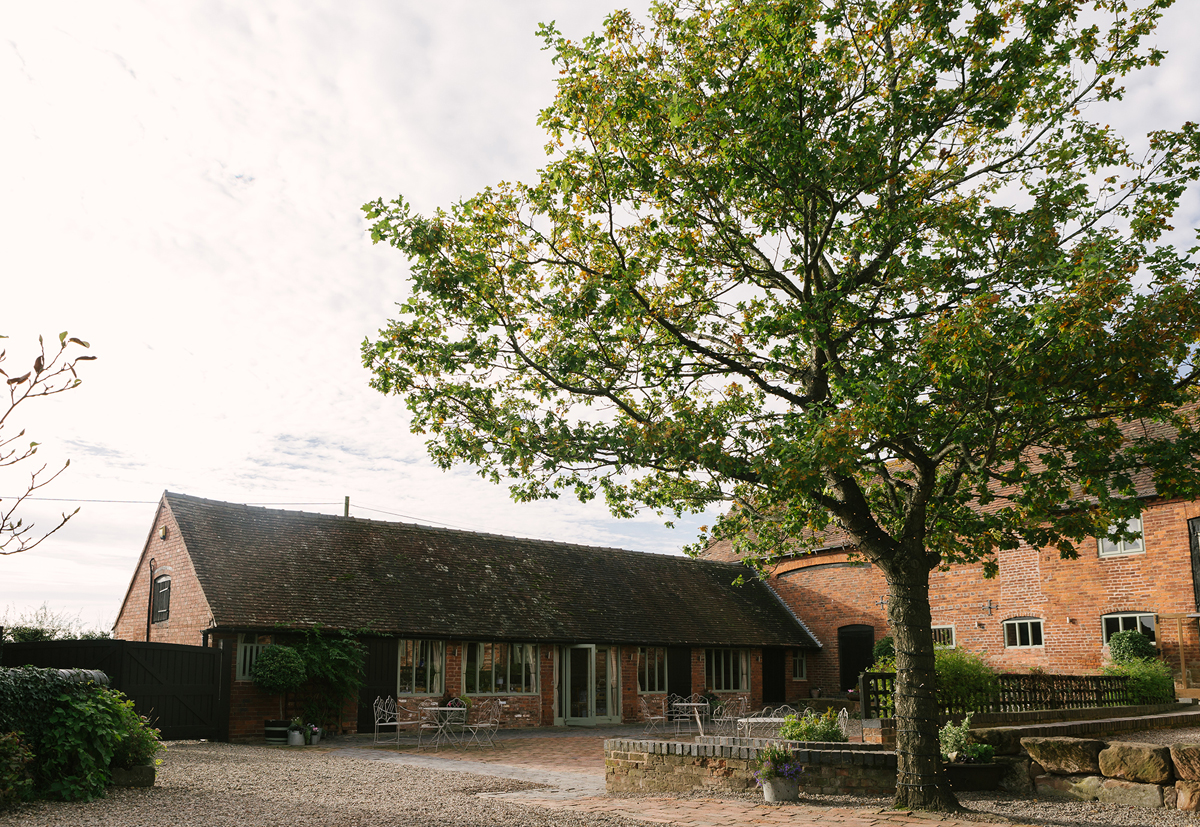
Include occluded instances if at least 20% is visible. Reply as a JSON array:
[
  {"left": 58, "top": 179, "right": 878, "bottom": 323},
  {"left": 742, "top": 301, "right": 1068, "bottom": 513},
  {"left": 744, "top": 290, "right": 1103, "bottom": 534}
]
[{"left": 165, "top": 492, "right": 818, "bottom": 648}]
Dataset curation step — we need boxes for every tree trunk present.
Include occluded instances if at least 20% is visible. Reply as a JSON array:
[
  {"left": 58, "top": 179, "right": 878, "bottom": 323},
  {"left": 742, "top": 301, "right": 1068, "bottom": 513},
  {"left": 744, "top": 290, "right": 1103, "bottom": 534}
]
[{"left": 880, "top": 549, "right": 960, "bottom": 811}]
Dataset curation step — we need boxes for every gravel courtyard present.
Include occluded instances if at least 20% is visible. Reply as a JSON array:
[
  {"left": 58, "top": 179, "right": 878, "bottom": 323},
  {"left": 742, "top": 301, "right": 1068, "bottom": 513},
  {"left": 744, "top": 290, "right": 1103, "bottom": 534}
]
[{"left": 3, "top": 726, "right": 1200, "bottom": 827}]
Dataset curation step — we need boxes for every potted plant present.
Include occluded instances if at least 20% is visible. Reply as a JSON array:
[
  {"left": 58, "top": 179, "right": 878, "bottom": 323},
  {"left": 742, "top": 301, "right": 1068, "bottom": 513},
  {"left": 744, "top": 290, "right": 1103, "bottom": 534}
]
[
  {"left": 253, "top": 645, "right": 307, "bottom": 745},
  {"left": 939, "top": 714, "right": 1002, "bottom": 791},
  {"left": 754, "top": 743, "right": 805, "bottom": 803},
  {"left": 287, "top": 716, "right": 305, "bottom": 746}
]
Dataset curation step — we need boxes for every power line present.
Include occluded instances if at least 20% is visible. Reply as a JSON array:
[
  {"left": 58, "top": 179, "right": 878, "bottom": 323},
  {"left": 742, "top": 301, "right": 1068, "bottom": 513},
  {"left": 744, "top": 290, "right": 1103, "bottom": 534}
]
[
  {"left": 1, "top": 497, "right": 341, "bottom": 506},
  {"left": 350, "top": 502, "right": 488, "bottom": 533}
]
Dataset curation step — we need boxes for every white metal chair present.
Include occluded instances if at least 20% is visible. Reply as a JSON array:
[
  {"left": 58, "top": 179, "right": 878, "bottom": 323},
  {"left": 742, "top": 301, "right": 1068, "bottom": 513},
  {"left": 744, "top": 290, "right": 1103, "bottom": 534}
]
[
  {"left": 640, "top": 695, "right": 667, "bottom": 736},
  {"left": 373, "top": 696, "right": 400, "bottom": 745},
  {"left": 462, "top": 698, "right": 501, "bottom": 748}
]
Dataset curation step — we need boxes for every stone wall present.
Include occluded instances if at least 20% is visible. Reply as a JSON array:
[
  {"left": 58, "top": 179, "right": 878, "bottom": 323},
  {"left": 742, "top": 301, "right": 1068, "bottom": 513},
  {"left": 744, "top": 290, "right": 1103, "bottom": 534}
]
[
  {"left": 1022, "top": 736, "right": 1200, "bottom": 811},
  {"left": 604, "top": 738, "right": 896, "bottom": 797}
]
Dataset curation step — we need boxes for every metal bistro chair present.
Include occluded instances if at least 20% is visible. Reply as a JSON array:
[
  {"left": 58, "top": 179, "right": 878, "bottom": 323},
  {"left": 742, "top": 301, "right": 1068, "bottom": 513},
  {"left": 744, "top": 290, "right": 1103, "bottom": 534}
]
[
  {"left": 639, "top": 695, "right": 667, "bottom": 736},
  {"left": 462, "top": 698, "right": 501, "bottom": 749},
  {"left": 373, "top": 696, "right": 400, "bottom": 745},
  {"left": 711, "top": 695, "right": 747, "bottom": 736},
  {"left": 416, "top": 698, "right": 445, "bottom": 751}
]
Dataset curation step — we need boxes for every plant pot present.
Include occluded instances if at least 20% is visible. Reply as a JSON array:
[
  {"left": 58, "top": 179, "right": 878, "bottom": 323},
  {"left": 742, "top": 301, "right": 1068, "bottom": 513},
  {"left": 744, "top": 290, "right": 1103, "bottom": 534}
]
[
  {"left": 311, "top": 731, "right": 321, "bottom": 745},
  {"left": 287, "top": 730, "right": 304, "bottom": 746},
  {"left": 265, "top": 719, "right": 290, "bottom": 745},
  {"left": 809, "top": 688, "right": 821, "bottom": 698},
  {"left": 761, "top": 777, "right": 800, "bottom": 804},
  {"left": 944, "top": 762, "right": 1005, "bottom": 791}
]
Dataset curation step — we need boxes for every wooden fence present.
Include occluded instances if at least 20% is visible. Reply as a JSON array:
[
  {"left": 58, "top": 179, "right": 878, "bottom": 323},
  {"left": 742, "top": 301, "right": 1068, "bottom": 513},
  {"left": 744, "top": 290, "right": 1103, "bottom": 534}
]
[{"left": 859, "top": 670, "right": 1167, "bottom": 720}]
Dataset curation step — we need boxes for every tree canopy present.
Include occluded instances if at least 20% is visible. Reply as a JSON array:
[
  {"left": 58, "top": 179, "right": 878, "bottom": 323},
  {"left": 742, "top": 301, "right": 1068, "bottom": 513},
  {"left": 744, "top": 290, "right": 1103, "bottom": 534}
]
[{"left": 363, "top": 0, "right": 1200, "bottom": 810}]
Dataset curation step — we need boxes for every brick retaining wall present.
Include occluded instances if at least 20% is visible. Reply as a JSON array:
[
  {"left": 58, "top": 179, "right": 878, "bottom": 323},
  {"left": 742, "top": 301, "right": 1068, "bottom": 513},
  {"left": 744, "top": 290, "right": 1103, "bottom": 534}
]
[{"left": 604, "top": 738, "right": 897, "bottom": 797}]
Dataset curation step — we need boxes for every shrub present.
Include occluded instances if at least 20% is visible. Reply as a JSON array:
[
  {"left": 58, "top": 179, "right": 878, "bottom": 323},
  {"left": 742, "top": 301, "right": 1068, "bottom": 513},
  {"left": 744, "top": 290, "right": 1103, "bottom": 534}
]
[
  {"left": 936, "top": 648, "right": 999, "bottom": 712},
  {"left": 938, "top": 713, "right": 994, "bottom": 763},
  {"left": 293, "top": 628, "right": 366, "bottom": 733},
  {"left": 108, "top": 693, "right": 163, "bottom": 770},
  {"left": 252, "top": 645, "right": 307, "bottom": 718},
  {"left": 0, "top": 667, "right": 92, "bottom": 789},
  {"left": 872, "top": 636, "right": 895, "bottom": 665},
  {"left": 1104, "top": 658, "right": 1175, "bottom": 704},
  {"left": 0, "top": 732, "right": 33, "bottom": 810},
  {"left": 1109, "top": 630, "right": 1157, "bottom": 664},
  {"left": 778, "top": 708, "right": 847, "bottom": 743},
  {"left": 41, "top": 688, "right": 126, "bottom": 800}
]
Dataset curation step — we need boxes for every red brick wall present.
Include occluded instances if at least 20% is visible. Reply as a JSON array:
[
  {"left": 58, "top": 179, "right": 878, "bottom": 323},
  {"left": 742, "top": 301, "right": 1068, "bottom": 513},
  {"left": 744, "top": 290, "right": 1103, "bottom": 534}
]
[
  {"left": 113, "top": 502, "right": 213, "bottom": 646},
  {"left": 766, "top": 497, "right": 1200, "bottom": 683}
]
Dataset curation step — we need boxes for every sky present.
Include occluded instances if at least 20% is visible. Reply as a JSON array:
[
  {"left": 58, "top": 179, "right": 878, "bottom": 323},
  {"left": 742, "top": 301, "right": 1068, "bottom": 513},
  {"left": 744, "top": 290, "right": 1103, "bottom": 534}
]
[{"left": 2, "top": 1, "right": 1198, "bottom": 631}]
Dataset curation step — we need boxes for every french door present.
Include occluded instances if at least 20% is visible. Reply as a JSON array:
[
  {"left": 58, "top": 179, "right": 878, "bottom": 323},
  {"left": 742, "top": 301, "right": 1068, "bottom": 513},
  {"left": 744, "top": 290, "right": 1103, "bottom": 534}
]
[{"left": 562, "top": 644, "right": 620, "bottom": 725}]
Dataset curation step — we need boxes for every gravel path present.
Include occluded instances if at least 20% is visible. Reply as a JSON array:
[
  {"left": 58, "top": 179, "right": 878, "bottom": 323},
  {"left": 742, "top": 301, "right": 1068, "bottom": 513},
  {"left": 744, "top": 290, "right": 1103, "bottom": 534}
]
[
  {"left": 5, "top": 727, "right": 1200, "bottom": 827},
  {"left": 0, "top": 743, "right": 641, "bottom": 827}
]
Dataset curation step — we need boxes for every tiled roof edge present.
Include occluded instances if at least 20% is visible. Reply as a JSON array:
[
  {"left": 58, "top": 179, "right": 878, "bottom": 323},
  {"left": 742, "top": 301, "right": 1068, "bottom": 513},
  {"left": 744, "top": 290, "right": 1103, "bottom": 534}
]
[{"left": 764, "top": 578, "right": 823, "bottom": 649}]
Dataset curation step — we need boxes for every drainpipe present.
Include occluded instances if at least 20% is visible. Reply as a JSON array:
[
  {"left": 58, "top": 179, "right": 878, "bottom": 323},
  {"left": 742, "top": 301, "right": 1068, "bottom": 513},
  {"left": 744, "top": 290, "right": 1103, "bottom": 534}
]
[{"left": 146, "top": 557, "right": 156, "bottom": 642}]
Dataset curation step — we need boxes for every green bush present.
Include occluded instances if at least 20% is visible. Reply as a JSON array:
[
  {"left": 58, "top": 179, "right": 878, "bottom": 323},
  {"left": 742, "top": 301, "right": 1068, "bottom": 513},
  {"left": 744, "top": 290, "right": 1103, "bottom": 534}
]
[
  {"left": 1109, "top": 630, "right": 1157, "bottom": 664},
  {"left": 108, "top": 693, "right": 163, "bottom": 770},
  {"left": 778, "top": 708, "right": 847, "bottom": 743},
  {"left": 938, "top": 713, "right": 994, "bottom": 763},
  {"left": 253, "top": 645, "right": 307, "bottom": 718},
  {"left": 1104, "top": 658, "right": 1175, "bottom": 704},
  {"left": 293, "top": 628, "right": 366, "bottom": 733},
  {"left": 872, "top": 636, "right": 895, "bottom": 665},
  {"left": 0, "top": 732, "right": 34, "bottom": 810},
  {"left": 41, "top": 689, "right": 126, "bottom": 800},
  {"left": 936, "top": 648, "right": 999, "bottom": 711}
]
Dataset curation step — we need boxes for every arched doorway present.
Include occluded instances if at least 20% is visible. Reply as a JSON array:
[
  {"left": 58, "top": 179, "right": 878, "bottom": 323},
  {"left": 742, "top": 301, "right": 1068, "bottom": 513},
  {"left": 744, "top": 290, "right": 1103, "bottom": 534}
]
[{"left": 838, "top": 624, "right": 875, "bottom": 692}]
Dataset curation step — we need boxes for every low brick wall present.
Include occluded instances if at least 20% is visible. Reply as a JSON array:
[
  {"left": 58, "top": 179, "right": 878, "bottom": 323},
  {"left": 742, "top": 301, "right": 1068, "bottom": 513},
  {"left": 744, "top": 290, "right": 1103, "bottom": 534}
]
[{"left": 604, "top": 739, "right": 897, "bottom": 797}]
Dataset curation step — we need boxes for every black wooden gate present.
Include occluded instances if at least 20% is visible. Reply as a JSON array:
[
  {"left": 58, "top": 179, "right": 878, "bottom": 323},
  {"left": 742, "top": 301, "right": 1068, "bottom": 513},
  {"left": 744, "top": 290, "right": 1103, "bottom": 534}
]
[{"left": 1, "top": 639, "right": 231, "bottom": 741}]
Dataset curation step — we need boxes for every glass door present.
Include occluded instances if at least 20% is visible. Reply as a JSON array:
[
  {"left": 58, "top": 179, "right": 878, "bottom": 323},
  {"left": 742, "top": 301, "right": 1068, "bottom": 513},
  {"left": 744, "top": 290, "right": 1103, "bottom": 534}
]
[{"left": 565, "top": 645, "right": 595, "bottom": 725}]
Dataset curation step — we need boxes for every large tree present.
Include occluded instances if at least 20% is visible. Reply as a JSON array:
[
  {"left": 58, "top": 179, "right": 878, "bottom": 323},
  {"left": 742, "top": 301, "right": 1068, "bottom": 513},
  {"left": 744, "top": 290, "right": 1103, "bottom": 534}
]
[{"left": 363, "top": 0, "right": 1200, "bottom": 810}]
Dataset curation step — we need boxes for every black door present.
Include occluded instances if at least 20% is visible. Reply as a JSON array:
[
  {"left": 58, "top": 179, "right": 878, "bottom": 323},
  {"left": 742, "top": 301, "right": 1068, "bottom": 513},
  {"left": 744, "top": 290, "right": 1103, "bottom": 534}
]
[
  {"left": 666, "top": 647, "right": 692, "bottom": 696},
  {"left": 761, "top": 647, "right": 786, "bottom": 704},
  {"left": 356, "top": 636, "right": 399, "bottom": 733},
  {"left": 1190, "top": 518, "right": 1200, "bottom": 611},
  {"left": 838, "top": 625, "right": 875, "bottom": 692}
]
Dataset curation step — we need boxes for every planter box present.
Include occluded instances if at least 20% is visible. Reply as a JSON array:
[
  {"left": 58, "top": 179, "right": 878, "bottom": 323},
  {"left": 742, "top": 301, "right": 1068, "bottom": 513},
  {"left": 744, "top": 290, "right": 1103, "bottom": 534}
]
[
  {"left": 111, "top": 763, "right": 156, "bottom": 787},
  {"left": 761, "top": 777, "right": 800, "bottom": 803},
  {"left": 945, "top": 762, "right": 1005, "bottom": 791}
]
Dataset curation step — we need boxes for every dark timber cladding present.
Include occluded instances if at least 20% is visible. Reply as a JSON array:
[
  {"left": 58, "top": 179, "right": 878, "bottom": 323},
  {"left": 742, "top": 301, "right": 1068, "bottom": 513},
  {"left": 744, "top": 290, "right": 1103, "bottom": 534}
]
[{"left": 166, "top": 492, "right": 819, "bottom": 648}]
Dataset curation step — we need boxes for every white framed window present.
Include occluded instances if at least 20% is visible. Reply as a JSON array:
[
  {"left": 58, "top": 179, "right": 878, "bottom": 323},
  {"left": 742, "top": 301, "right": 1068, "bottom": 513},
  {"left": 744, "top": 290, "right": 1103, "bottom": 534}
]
[
  {"left": 1099, "top": 513, "right": 1144, "bottom": 557},
  {"left": 792, "top": 649, "right": 807, "bottom": 680},
  {"left": 932, "top": 625, "right": 956, "bottom": 648},
  {"left": 463, "top": 642, "right": 539, "bottom": 694},
  {"left": 705, "top": 648, "right": 750, "bottom": 692},
  {"left": 637, "top": 646, "right": 667, "bottom": 693},
  {"left": 1102, "top": 613, "right": 1156, "bottom": 645},
  {"left": 1003, "top": 618, "right": 1044, "bottom": 648},
  {"left": 397, "top": 639, "right": 444, "bottom": 695},
  {"left": 236, "top": 633, "right": 268, "bottom": 681}
]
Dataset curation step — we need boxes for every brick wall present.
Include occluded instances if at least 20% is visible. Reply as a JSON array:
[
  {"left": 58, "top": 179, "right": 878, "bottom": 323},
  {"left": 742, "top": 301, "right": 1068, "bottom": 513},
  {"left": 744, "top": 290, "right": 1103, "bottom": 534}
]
[
  {"left": 113, "top": 503, "right": 213, "bottom": 646},
  {"left": 767, "top": 497, "right": 1200, "bottom": 683}
]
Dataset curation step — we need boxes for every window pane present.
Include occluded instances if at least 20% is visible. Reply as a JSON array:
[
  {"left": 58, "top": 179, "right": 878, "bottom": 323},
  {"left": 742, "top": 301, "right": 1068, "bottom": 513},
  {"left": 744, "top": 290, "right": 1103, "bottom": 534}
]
[
  {"left": 398, "top": 640, "right": 414, "bottom": 693},
  {"left": 1104, "top": 617, "right": 1120, "bottom": 641},
  {"left": 1139, "top": 616, "right": 1156, "bottom": 642},
  {"left": 1030, "top": 622, "right": 1043, "bottom": 646},
  {"left": 1005, "top": 624, "right": 1017, "bottom": 647},
  {"left": 655, "top": 648, "right": 665, "bottom": 692}
]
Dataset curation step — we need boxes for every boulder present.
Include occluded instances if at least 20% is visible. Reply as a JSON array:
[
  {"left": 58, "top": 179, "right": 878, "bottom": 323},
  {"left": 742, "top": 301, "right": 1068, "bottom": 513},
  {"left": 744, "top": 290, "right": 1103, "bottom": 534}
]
[
  {"left": 1164, "top": 784, "right": 1179, "bottom": 810},
  {"left": 1098, "top": 742, "right": 1173, "bottom": 785},
  {"left": 1177, "top": 780, "right": 1200, "bottom": 811},
  {"left": 1033, "top": 773, "right": 1104, "bottom": 801},
  {"left": 1022, "top": 737, "right": 1107, "bottom": 775},
  {"left": 1170, "top": 743, "right": 1200, "bottom": 781},
  {"left": 1097, "top": 778, "right": 1164, "bottom": 808}
]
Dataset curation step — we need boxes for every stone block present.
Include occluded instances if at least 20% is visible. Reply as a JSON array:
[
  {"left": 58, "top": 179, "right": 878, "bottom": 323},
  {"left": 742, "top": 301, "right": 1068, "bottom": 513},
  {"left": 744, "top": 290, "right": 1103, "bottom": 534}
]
[
  {"left": 1098, "top": 742, "right": 1173, "bottom": 785},
  {"left": 1170, "top": 743, "right": 1200, "bottom": 781},
  {"left": 1097, "top": 778, "right": 1164, "bottom": 808},
  {"left": 1177, "top": 780, "right": 1200, "bottom": 811},
  {"left": 1022, "top": 737, "right": 1107, "bottom": 775},
  {"left": 1164, "top": 784, "right": 1178, "bottom": 810},
  {"left": 995, "top": 755, "right": 1034, "bottom": 795},
  {"left": 1033, "top": 773, "right": 1104, "bottom": 801}
]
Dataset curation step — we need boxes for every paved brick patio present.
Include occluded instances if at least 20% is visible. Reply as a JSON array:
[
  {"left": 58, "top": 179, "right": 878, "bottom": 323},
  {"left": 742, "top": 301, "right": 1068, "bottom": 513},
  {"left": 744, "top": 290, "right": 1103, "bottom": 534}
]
[{"left": 326, "top": 727, "right": 995, "bottom": 827}]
